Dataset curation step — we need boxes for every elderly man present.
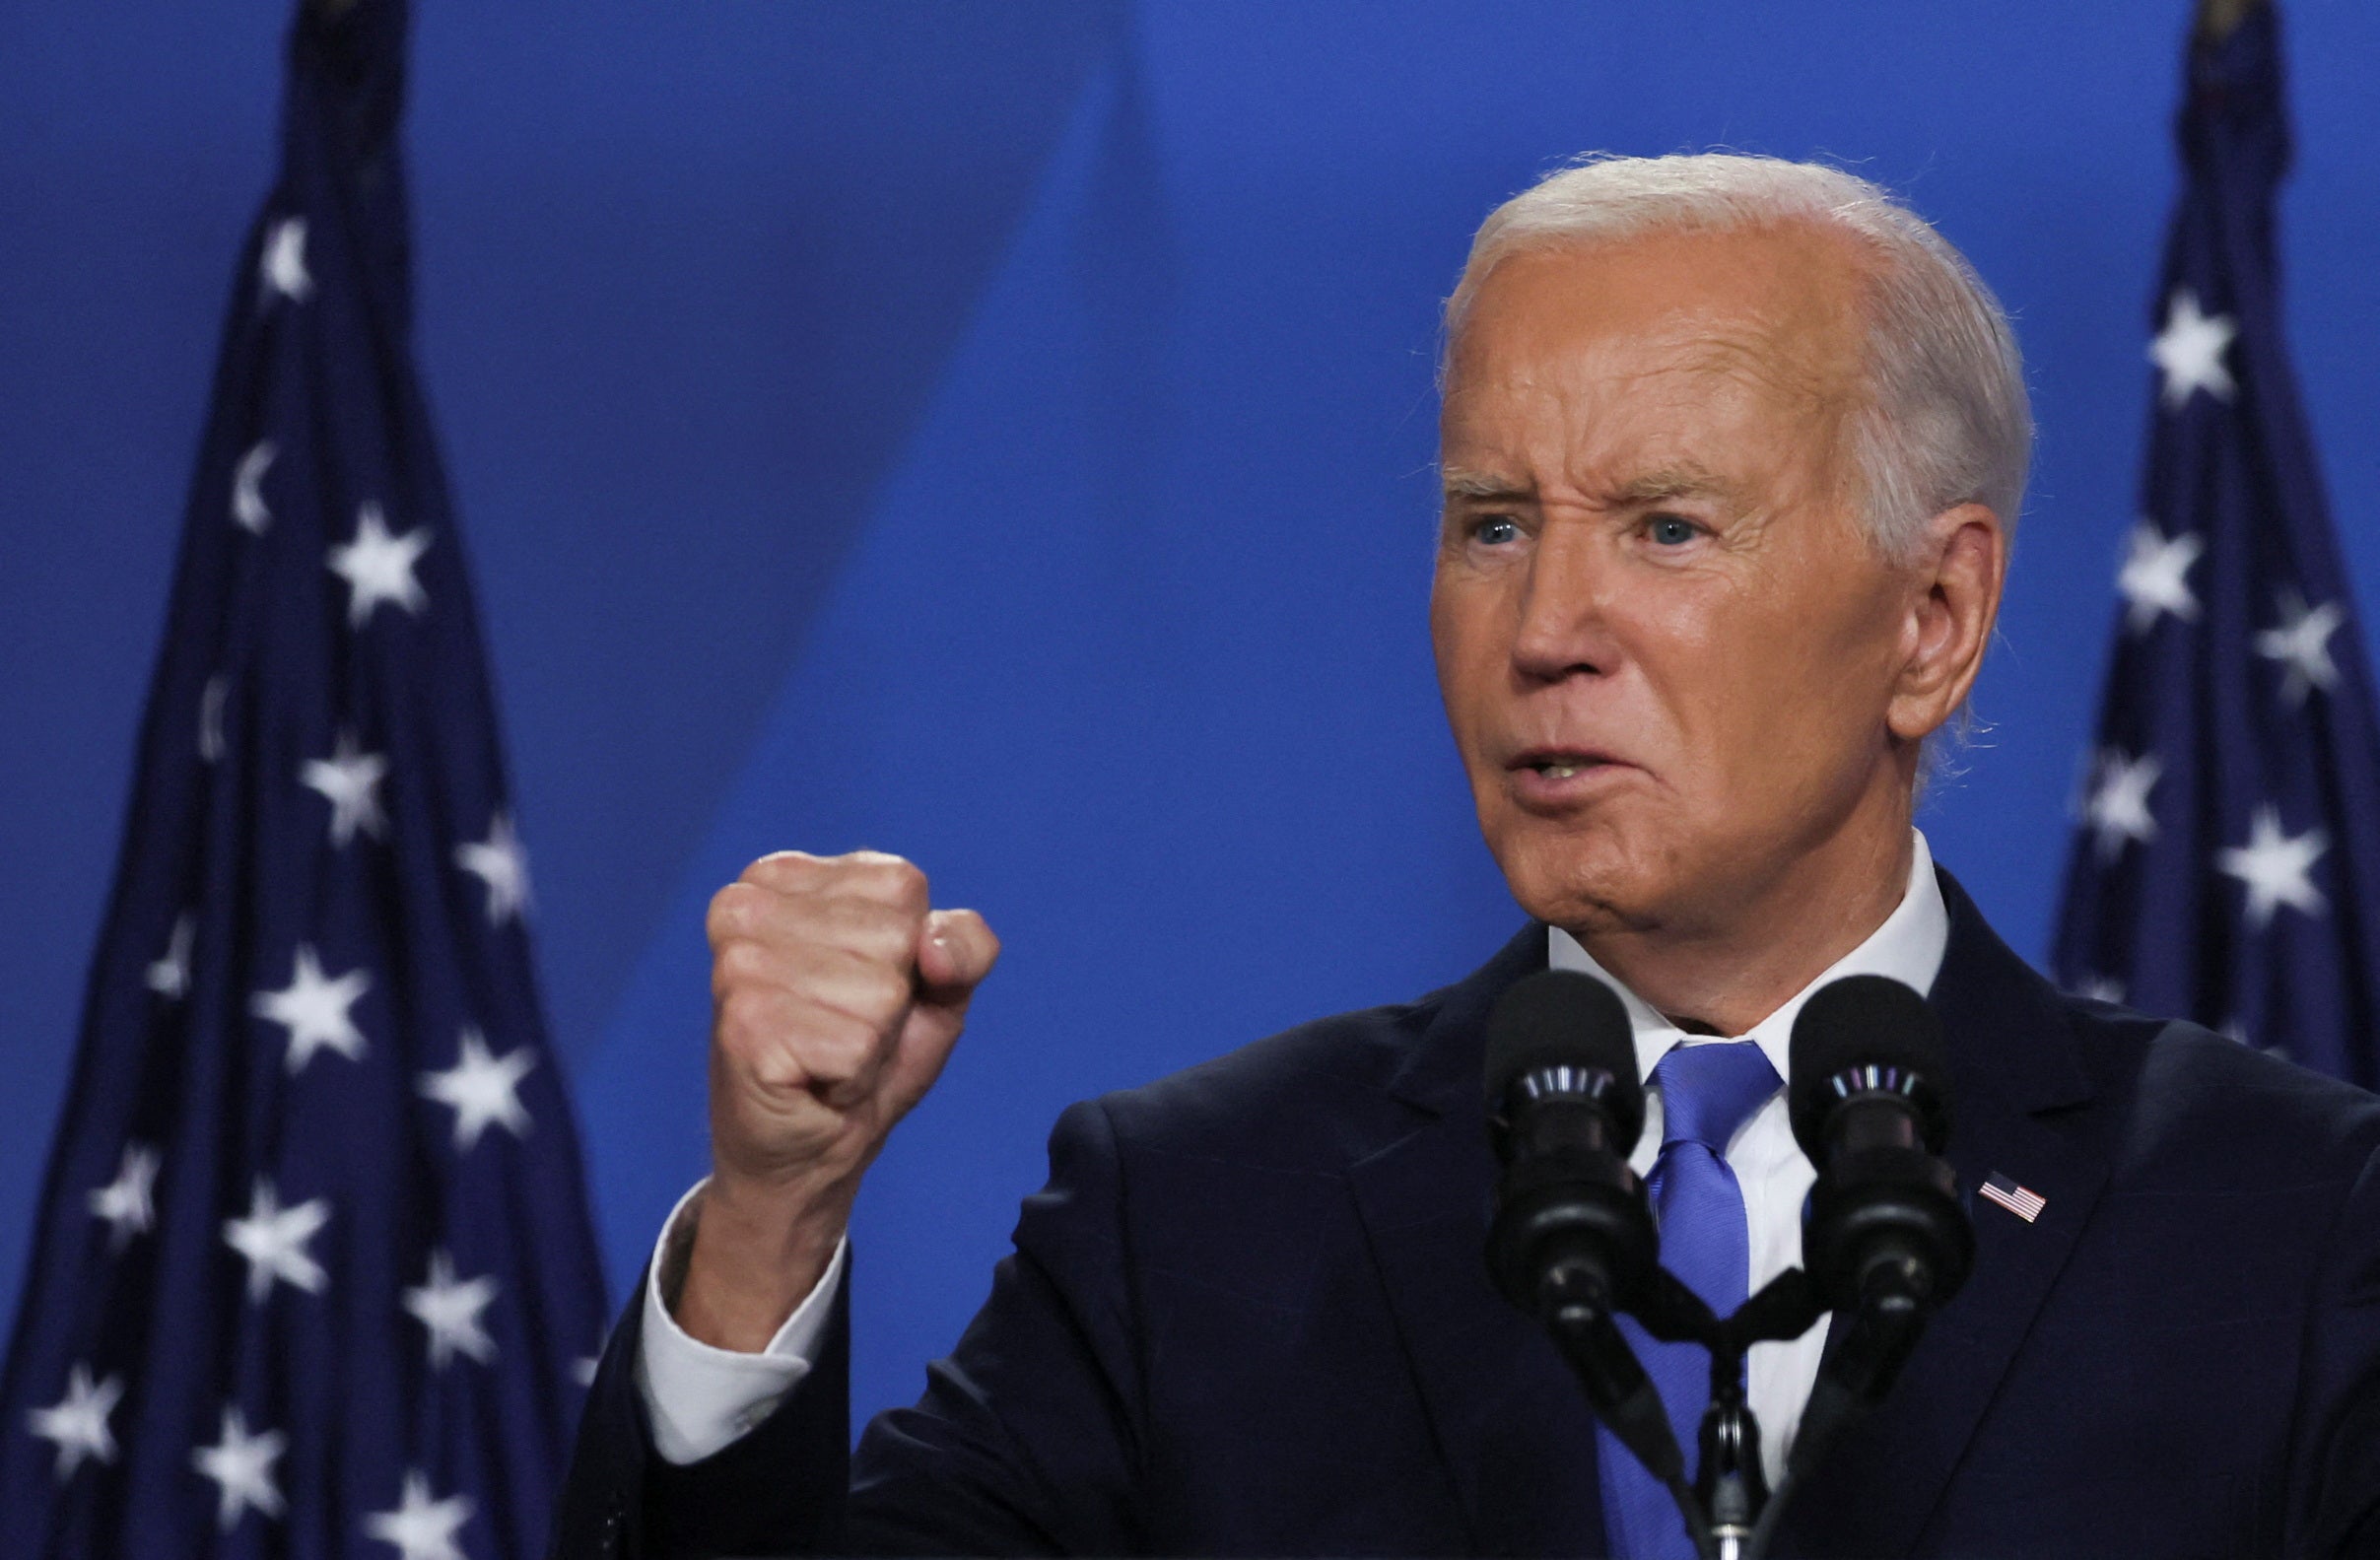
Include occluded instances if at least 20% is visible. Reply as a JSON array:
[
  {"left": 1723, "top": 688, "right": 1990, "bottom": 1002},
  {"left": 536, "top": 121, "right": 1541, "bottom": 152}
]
[{"left": 555, "top": 155, "right": 2380, "bottom": 1558}]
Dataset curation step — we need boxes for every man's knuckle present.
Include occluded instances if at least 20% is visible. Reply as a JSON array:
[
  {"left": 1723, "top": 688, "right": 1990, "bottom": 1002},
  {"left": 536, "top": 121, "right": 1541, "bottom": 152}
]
[
  {"left": 708, "top": 882, "right": 780, "bottom": 943},
  {"left": 740, "top": 850, "right": 816, "bottom": 892},
  {"left": 808, "top": 1018, "right": 881, "bottom": 1082},
  {"left": 747, "top": 1043, "right": 810, "bottom": 1095},
  {"left": 844, "top": 853, "right": 928, "bottom": 911},
  {"left": 705, "top": 886, "right": 742, "bottom": 939},
  {"left": 816, "top": 896, "right": 906, "bottom": 959},
  {"left": 713, "top": 937, "right": 772, "bottom": 988},
  {"left": 715, "top": 985, "right": 783, "bottom": 1045},
  {"left": 851, "top": 963, "right": 914, "bottom": 1024},
  {"left": 886, "top": 858, "right": 930, "bottom": 905},
  {"left": 823, "top": 997, "right": 876, "bottom": 1041}
]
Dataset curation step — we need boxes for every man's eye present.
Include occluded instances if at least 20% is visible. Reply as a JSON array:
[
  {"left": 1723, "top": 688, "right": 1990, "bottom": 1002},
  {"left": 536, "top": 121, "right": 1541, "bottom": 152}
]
[
  {"left": 1646, "top": 513, "right": 1700, "bottom": 546},
  {"left": 1472, "top": 516, "right": 1521, "bottom": 546}
]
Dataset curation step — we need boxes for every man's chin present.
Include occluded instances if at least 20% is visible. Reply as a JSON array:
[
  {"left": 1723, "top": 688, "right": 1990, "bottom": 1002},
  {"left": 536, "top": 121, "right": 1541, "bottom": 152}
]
[{"left": 1490, "top": 834, "right": 1668, "bottom": 938}]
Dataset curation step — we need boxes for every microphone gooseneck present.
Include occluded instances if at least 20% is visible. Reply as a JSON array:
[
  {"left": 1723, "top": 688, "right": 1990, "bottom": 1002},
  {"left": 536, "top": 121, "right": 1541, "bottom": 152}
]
[{"left": 1780, "top": 974, "right": 1975, "bottom": 1496}]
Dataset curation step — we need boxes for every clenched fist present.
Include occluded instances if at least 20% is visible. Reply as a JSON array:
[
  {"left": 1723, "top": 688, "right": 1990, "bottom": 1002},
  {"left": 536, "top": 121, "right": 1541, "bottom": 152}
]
[{"left": 676, "top": 850, "right": 999, "bottom": 1350}]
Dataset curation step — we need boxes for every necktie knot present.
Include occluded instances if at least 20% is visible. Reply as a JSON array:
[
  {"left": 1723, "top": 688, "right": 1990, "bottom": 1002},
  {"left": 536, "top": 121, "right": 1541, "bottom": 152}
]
[{"left": 1650, "top": 1041, "right": 1782, "bottom": 1154}]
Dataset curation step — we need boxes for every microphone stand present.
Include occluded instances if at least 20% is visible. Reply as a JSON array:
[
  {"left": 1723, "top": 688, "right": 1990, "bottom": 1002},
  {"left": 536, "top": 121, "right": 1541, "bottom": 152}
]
[
  {"left": 1741, "top": 1254, "right": 1941, "bottom": 1559},
  {"left": 1535, "top": 1265, "right": 1839, "bottom": 1560},
  {"left": 1708, "top": 1270, "right": 1830, "bottom": 1560},
  {"left": 1538, "top": 1293, "right": 1717, "bottom": 1560}
]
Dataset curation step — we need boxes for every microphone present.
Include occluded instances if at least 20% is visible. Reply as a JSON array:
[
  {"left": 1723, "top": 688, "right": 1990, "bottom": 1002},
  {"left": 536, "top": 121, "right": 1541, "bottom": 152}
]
[
  {"left": 1782, "top": 975, "right": 1974, "bottom": 1475},
  {"left": 1786, "top": 974, "right": 1973, "bottom": 1314},
  {"left": 1483, "top": 969, "right": 1655, "bottom": 1317},
  {"left": 1482, "top": 970, "right": 1681, "bottom": 1484}
]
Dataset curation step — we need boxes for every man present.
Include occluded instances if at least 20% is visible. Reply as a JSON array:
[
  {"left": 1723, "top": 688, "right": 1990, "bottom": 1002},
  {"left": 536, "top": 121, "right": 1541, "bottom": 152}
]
[{"left": 555, "top": 155, "right": 2380, "bottom": 1557}]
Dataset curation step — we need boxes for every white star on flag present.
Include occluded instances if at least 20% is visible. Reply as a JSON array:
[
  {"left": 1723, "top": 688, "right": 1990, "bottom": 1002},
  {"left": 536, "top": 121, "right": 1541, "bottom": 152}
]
[
  {"left": 2085, "top": 748, "right": 2162, "bottom": 862},
  {"left": 2116, "top": 520, "right": 2204, "bottom": 635},
  {"left": 419, "top": 1028, "right": 536, "bottom": 1152},
  {"left": 223, "top": 1180, "right": 330, "bottom": 1303},
  {"left": 199, "top": 674, "right": 228, "bottom": 764},
  {"left": 2216, "top": 804, "right": 2330, "bottom": 930},
  {"left": 327, "top": 502, "right": 432, "bottom": 627},
  {"left": 403, "top": 1250, "right": 501, "bottom": 1371},
  {"left": 2255, "top": 589, "right": 2345, "bottom": 707},
  {"left": 251, "top": 944, "right": 371, "bottom": 1073},
  {"left": 259, "top": 217, "right": 313, "bottom": 304},
  {"left": 146, "top": 911, "right": 195, "bottom": 999},
  {"left": 301, "top": 730, "right": 389, "bottom": 847},
  {"left": 454, "top": 812, "right": 531, "bottom": 926},
  {"left": 232, "top": 441, "right": 276, "bottom": 534},
  {"left": 27, "top": 1363, "right": 121, "bottom": 1480},
  {"left": 88, "top": 1142, "right": 160, "bottom": 1251},
  {"left": 191, "top": 1404, "right": 288, "bottom": 1530},
  {"left": 364, "top": 1469, "right": 475, "bottom": 1560},
  {"left": 2149, "top": 288, "right": 2237, "bottom": 408}
]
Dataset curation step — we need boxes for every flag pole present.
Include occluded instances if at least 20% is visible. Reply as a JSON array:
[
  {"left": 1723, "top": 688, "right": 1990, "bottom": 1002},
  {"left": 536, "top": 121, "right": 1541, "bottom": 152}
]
[{"left": 2195, "top": 0, "right": 2264, "bottom": 44}]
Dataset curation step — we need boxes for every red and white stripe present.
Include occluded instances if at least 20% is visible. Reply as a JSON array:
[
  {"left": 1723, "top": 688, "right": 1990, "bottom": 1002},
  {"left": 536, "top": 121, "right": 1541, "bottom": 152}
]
[{"left": 1980, "top": 1175, "right": 2047, "bottom": 1223}]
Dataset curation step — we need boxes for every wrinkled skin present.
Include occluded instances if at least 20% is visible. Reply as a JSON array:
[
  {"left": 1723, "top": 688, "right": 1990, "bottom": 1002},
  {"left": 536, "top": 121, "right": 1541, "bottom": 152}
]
[{"left": 1431, "top": 226, "right": 2005, "bottom": 1033}]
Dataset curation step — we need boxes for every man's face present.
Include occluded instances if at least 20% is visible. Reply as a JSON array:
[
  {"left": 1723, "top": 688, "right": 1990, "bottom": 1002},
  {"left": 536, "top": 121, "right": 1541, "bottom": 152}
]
[{"left": 1432, "top": 226, "right": 1925, "bottom": 940}]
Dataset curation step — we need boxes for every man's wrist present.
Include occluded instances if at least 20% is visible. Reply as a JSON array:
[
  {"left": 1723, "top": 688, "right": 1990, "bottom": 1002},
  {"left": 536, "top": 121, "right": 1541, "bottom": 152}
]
[
  {"left": 639, "top": 1183, "right": 846, "bottom": 1463},
  {"left": 673, "top": 1170, "right": 854, "bottom": 1352}
]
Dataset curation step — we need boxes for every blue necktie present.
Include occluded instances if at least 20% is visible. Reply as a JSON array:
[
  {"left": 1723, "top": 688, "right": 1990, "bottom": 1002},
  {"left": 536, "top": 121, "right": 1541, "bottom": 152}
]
[{"left": 1597, "top": 1041, "right": 1785, "bottom": 1560}]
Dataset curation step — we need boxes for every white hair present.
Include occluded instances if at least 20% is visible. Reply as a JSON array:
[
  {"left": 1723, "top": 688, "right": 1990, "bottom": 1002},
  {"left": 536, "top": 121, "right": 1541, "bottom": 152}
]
[{"left": 1446, "top": 153, "right": 2032, "bottom": 560}]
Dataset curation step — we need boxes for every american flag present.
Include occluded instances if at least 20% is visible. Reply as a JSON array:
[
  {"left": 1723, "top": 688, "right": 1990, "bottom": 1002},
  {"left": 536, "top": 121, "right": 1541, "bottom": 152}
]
[
  {"left": 0, "top": 2, "right": 610, "bottom": 1554},
  {"left": 2051, "top": 2, "right": 2380, "bottom": 1091},
  {"left": 1978, "top": 1174, "right": 2047, "bottom": 1225}
]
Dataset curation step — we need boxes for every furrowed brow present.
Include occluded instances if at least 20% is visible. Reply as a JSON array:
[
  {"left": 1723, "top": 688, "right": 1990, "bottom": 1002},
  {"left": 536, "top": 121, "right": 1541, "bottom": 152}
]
[
  {"left": 1605, "top": 466, "right": 1745, "bottom": 510},
  {"left": 1441, "top": 468, "right": 1532, "bottom": 504}
]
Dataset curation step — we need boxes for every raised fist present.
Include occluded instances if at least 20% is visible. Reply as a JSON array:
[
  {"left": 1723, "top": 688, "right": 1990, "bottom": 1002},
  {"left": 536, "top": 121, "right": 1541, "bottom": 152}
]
[{"left": 676, "top": 849, "right": 999, "bottom": 1349}]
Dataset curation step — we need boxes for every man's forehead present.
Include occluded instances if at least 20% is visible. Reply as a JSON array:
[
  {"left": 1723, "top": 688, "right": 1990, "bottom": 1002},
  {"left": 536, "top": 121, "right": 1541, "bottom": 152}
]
[
  {"left": 1446, "top": 228, "right": 1871, "bottom": 391},
  {"left": 1440, "top": 232, "right": 1869, "bottom": 502}
]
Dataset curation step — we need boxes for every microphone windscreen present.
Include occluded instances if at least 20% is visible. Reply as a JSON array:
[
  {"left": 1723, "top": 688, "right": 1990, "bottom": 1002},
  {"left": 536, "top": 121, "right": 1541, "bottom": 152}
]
[
  {"left": 1482, "top": 969, "right": 1643, "bottom": 1140},
  {"left": 1787, "top": 974, "right": 1950, "bottom": 1160}
]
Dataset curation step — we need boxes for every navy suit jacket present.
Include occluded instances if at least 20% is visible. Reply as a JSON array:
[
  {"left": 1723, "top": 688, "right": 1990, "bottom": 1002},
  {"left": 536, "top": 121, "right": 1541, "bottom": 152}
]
[{"left": 553, "top": 872, "right": 2380, "bottom": 1557}]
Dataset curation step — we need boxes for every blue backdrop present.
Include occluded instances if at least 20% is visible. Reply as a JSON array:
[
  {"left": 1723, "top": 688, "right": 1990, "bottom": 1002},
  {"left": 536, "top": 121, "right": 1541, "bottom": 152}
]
[{"left": 7, "top": 1, "right": 2379, "bottom": 1434}]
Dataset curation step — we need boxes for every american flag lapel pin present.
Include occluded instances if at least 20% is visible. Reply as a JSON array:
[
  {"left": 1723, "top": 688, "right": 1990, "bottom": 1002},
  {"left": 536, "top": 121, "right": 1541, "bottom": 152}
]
[{"left": 1979, "top": 1172, "right": 2047, "bottom": 1224}]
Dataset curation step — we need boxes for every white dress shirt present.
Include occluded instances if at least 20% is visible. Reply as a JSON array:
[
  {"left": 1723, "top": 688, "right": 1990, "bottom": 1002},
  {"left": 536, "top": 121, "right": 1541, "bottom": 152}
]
[
  {"left": 1546, "top": 829, "right": 1948, "bottom": 1485},
  {"left": 639, "top": 831, "right": 1949, "bottom": 1476}
]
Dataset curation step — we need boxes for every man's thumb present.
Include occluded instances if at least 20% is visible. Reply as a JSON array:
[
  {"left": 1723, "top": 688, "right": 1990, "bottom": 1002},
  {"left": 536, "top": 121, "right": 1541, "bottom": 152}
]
[{"left": 917, "top": 908, "right": 999, "bottom": 995}]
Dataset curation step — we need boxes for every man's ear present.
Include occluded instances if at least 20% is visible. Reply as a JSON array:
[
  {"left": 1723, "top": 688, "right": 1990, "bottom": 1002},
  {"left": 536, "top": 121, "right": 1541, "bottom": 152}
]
[{"left": 1887, "top": 503, "right": 2006, "bottom": 743}]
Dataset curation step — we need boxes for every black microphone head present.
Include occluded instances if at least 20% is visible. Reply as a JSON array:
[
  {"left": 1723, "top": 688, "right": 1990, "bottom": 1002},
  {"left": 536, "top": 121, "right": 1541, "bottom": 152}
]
[
  {"left": 1788, "top": 974, "right": 1951, "bottom": 1161},
  {"left": 1482, "top": 969, "right": 1644, "bottom": 1151}
]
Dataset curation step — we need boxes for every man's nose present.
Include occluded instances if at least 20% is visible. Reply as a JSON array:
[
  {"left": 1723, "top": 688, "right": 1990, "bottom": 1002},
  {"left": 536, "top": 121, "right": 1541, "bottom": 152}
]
[{"left": 1510, "top": 521, "right": 1616, "bottom": 682}]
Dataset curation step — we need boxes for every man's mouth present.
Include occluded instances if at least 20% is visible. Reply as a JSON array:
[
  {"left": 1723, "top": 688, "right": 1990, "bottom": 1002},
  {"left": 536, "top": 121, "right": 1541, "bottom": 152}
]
[{"left": 1509, "top": 748, "right": 1619, "bottom": 780}]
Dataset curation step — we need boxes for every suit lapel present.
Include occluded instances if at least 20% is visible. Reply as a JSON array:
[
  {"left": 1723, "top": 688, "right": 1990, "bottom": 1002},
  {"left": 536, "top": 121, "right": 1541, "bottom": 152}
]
[
  {"left": 1344, "top": 925, "right": 1612, "bottom": 1557},
  {"left": 1776, "top": 871, "right": 2113, "bottom": 1557}
]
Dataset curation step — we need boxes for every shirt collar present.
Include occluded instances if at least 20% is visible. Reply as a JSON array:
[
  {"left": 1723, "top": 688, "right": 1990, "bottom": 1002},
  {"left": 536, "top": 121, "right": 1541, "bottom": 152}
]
[{"left": 1545, "top": 829, "right": 1949, "bottom": 1087}]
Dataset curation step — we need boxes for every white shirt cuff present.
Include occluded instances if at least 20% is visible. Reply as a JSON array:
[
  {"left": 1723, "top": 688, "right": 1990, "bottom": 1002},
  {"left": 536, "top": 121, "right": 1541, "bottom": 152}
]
[{"left": 632, "top": 1178, "right": 849, "bottom": 1465}]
